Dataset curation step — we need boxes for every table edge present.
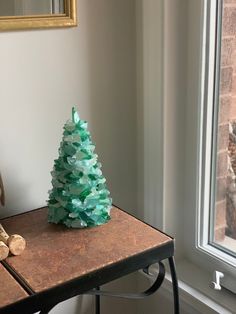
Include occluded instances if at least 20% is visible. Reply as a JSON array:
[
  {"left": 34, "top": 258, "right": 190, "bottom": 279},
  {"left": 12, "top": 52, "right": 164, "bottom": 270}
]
[{"left": 0, "top": 239, "right": 174, "bottom": 314}]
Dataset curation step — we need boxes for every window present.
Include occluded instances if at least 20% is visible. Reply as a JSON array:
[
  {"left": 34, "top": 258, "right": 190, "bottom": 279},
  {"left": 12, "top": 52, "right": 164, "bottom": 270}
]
[
  {"left": 211, "top": 0, "right": 236, "bottom": 257},
  {"left": 196, "top": 0, "right": 236, "bottom": 292}
]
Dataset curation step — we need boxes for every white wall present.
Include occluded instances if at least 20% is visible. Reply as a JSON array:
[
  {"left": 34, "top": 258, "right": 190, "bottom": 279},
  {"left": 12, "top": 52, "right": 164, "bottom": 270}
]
[
  {"left": 136, "top": 0, "right": 190, "bottom": 313},
  {"left": 136, "top": 0, "right": 187, "bottom": 247},
  {"left": 0, "top": 0, "right": 137, "bottom": 217},
  {"left": 0, "top": 1, "right": 138, "bottom": 313},
  {"left": 136, "top": 0, "right": 188, "bottom": 253},
  {"left": 136, "top": 0, "right": 164, "bottom": 228}
]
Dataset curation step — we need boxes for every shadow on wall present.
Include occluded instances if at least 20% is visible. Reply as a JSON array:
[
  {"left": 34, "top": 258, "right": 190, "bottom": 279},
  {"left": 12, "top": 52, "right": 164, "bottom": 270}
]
[{"left": 82, "top": 0, "right": 137, "bottom": 213}]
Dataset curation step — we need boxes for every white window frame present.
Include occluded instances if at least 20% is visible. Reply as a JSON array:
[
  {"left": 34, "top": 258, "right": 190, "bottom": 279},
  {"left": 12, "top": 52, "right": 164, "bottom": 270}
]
[
  {"left": 198, "top": 0, "right": 236, "bottom": 267},
  {"left": 184, "top": 0, "right": 236, "bottom": 293}
]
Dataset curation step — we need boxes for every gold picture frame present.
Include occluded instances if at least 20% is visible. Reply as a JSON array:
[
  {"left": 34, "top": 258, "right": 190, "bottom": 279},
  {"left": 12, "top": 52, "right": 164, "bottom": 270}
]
[{"left": 0, "top": 0, "right": 77, "bottom": 31}]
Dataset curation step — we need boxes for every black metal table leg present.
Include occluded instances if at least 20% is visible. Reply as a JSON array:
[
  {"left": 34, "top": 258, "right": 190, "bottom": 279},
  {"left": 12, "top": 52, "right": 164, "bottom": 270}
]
[
  {"left": 95, "top": 287, "right": 100, "bottom": 314},
  {"left": 168, "top": 257, "right": 179, "bottom": 314}
]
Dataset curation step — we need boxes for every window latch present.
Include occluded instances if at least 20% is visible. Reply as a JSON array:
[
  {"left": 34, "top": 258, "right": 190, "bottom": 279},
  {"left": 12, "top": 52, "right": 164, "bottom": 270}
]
[{"left": 210, "top": 271, "right": 224, "bottom": 290}]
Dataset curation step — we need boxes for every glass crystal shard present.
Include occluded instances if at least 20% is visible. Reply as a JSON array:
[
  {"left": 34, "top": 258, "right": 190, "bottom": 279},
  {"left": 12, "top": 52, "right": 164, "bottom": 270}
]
[{"left": 48, "top": 107, "right": 112, "bottom": 228}]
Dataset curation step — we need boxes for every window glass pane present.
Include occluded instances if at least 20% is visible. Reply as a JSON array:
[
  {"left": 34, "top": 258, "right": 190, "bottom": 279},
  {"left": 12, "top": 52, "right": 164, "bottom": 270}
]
[{"left": 212, "top": 0, "right": 236, "bottom": 255}]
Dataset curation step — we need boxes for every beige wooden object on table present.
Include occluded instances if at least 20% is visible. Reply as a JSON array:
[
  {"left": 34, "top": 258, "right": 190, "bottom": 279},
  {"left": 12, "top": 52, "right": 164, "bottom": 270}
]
[
  {"left": 0, "top": 173, "right": 9, "bottom": 260},
  {"left": 0, "top": 173, "right": 26, "bottom": 256},
  {"left": 0, "top": 224, "right": 26, "bottom": 256},
  {"left": 0, "top": 240, "right": 9, "bottom": 261}
]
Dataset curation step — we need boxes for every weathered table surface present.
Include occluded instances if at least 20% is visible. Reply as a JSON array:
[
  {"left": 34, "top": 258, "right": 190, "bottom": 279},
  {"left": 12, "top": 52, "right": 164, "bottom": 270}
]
[
  {"left": 0, "top": 264, "right": 28, "bottom": 308},
  {"left": 0, "top": 206, "right": 174, "bottom": 314}
]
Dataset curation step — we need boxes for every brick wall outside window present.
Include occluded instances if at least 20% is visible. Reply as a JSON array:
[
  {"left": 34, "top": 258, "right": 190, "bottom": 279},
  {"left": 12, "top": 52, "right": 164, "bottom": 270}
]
[{"left": 215, "top": 0, "right": 236, "bottom": 241}]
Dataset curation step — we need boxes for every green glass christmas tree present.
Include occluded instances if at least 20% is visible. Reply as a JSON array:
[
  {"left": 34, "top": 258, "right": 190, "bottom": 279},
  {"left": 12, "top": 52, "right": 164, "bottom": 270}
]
[{"left": 48, "top": 107, "right": 112, "bottom": 228}]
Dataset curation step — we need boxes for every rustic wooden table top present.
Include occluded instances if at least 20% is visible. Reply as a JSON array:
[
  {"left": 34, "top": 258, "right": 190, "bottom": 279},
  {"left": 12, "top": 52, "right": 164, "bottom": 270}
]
[
  {"left": 0, "top": 264, "right": 28, "bottom": 308},
  {"left": 1, "top": 206, "right": 172, "bottom": 293},
  {"left": 0, "top": 206, "right": 174, "bottom": 313}
]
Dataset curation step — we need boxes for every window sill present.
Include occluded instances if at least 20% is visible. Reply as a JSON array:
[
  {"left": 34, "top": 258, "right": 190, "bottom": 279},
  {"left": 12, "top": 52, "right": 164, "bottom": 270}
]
[
  {"left": 142, "top": 258, "right": 236, "bottom": 314},
  {"left": 175, "top": 258, "right": 235, "bottom": 313}
]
